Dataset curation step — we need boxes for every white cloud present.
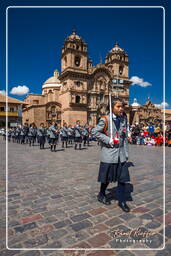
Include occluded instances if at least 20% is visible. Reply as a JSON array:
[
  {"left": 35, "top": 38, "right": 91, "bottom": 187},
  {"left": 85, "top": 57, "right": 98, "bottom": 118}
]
[
  {"left": 0, "top": 90, "right": 6, "bottom": 96},
  {"left": 154, "top": 102, "right": 169, "bottom": 109},
  {"left": 10, "top": 85, "right": 29, "bottom": 95},
  {"left": 130, "top": 76, "right": 152, "bottom": 87}
]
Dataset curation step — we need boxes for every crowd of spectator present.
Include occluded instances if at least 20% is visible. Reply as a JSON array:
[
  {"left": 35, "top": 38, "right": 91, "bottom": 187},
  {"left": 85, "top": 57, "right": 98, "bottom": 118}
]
[{"left": 129, "top": 122, "right": 171, "bottom": 147}]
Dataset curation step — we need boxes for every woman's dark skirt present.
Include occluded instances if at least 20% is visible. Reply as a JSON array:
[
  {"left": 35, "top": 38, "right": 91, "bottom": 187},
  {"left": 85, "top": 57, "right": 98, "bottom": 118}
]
[
  {"left": 61, "top": 136, "right": 68, "bottom": 142},
  {"left": 98, "top": 161, "right": 130, "bottom": 183},
  {"left": 74, "top": 137, "right": 82, "bottom": 143},
  {"left": 49, "top": 138, "right": 57, "bottom": 145},
  {"left": 39, "top": 136, "right": 45, "bottom": 144}
]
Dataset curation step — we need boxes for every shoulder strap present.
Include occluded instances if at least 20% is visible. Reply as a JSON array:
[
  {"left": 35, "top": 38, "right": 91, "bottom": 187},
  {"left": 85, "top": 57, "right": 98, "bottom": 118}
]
[{"left": 101, "top": 115, "right": 109, "bottom": 135}]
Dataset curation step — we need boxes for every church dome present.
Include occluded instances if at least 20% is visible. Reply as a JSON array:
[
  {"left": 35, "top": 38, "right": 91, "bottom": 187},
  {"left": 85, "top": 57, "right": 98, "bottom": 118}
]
[
  {"left": 131, "top": 98, "right": 140, "bottom": 107},
  {"left": 110, "top": 42, "right": 124, "bottom": 53},
  {"left": 42, "top": 70, "right": 62, "bottom": 89}
]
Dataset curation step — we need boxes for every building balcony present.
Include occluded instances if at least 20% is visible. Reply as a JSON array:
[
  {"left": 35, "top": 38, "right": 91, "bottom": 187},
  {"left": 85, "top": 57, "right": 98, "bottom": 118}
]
[{"left": 0, "top": 111, "right": 18, "bottom": 117}]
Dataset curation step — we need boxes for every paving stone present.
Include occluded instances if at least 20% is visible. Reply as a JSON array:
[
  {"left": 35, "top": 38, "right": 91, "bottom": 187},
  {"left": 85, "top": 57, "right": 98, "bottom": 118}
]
[
  {"left": 156, "top": 214, "right": 171, "bottom": 225},
  {"left": 139, "top": 213, "right": 154, "bottom": 220},
  {"left": 70, "top": 213, "right": 91, "bottom": 222},
  {"left": 165, "top": 225, "right": 171, "bottom": 238},
  {"left": 132, "top": 207, "right": 150, "bottom": 214},
  {"left": 14, "top": 222, "right": 37, "bottom": 233},
  {"left": 145, "top": 221, "right": 161, "bottom": 229},
  {"left": 47, "top": 229, "right": 68, "bottom": 240},
  {"left": 29, "top": 224, "right": 54, "bottom": 237},
  {"left": 105, "top": 217, "right": 123, "bottom": 227},
  {"left": 127, "top": 218, "right": 143, "bottom": 228},
  {"left": 21, "top": 214, "right": 43, "bottom": 224},
  {"left": 87, "top": 223, "right": 108, "bottom": 236},
  {"left": 149, "top": 208, "right": 163, "bottom": 217},
  {"left": 23, "top": 234, "right": 48, "bottom": 248},
  {"left": 70, "top": 220, "right": 93, "bottom": 232},
  {"left": 118, "top": 213, "right": 135, "bottom": 221},
  {"left": 89, "top": 214, "right": 109, "bottom": 225},
  {"left": 53, "top": 219, "right": 72, "bottom": 229},
  {"left": 8, "top": 220, "right": 21, "bottom": 227},
  {"left": 88, "top": 207, "right": 108, "bottom": 216},
  {"left": 86, "top": 232, "right": 112, "bottom": 247}
]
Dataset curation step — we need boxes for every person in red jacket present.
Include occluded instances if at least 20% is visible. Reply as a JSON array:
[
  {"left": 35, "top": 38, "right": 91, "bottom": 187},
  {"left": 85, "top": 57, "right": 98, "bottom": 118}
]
[{"left": 155, "top": 133, "right": 163, "bottom": 146}]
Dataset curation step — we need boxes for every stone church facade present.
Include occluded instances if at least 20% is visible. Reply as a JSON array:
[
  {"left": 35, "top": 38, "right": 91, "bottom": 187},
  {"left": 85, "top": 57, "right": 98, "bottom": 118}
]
[{"left": 22, "top": 31, "right": 131, "bottom": 127}]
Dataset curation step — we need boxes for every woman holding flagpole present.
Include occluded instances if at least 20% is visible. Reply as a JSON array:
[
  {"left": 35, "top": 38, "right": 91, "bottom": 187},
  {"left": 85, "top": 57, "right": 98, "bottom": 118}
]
[{"left": 92, "top": 97, "right": 132, "bottom": 212}]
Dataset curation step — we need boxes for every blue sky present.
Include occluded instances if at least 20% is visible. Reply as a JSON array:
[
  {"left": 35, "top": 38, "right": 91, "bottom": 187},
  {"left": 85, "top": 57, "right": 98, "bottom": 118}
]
[{"left": 0, "top": 0, "right": 170, "bottom": 108}]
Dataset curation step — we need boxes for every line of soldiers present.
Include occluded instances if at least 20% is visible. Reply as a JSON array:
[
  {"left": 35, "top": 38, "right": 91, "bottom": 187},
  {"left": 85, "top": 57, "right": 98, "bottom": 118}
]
[{"left": 3, "top": 120, "right": 94, "bottom": 152}]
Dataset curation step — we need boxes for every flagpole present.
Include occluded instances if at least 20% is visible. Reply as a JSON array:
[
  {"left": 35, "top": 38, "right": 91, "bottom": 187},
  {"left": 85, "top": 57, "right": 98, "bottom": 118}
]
[{"left": 109, "top": 85, "right": 113, "bottom": 140}]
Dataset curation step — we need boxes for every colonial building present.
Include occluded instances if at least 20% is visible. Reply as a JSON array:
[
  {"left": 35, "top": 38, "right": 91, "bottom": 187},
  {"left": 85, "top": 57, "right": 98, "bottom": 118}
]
[
  {"left": 0, "top": 93, "right": 27, "bottom": 128},
  {"left": 22, "top": 31, "right": 131, "bottom": 127},
  {"left": 130, "top": 98, "right": 162, "bottom": 125}
]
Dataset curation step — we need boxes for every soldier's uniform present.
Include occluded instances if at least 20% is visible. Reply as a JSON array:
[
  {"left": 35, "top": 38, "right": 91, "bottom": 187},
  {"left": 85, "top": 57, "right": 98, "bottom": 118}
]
[{"left": 92, "top": 113, "right": 131, "bottom": 211}]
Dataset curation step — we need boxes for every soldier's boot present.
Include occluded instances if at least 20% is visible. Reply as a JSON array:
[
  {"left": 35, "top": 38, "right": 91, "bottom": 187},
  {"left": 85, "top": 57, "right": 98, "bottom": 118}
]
[
  {"left": 54, "top": 145, "right": 56, "bottom": 152},
  {"left": 75, "top": 144, "right": 77, "bottom": 150},
  {"left": 66, "top": 142, "right": 67, "bottom": 148},
  {"left": 50, "top": 145, "right": 53, "bottom": 151},
  {"left": 62, "top": 142, "right": 64, "bottom": 148},
  {"left": 79, "top": 144, "right": 81, "bottom": 150}
]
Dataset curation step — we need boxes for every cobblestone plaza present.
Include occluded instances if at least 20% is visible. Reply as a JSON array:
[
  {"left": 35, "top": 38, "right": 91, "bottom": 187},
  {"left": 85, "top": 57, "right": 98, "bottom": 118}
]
[{"left": 0, "top": 139, "right": 171, "bottom": 255}]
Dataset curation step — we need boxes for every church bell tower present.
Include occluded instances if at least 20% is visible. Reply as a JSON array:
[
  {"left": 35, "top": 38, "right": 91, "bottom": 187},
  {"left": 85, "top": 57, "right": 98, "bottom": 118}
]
[
  {"left": 61, "top": 30, "right": 88, "bottom": 73},
  {"left": 59, "top": 30, "right": 89, "bottom": 126}
]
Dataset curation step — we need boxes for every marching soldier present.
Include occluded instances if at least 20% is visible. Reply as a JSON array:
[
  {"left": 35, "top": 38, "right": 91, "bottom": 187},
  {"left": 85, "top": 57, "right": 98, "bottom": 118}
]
[
  {"left": 61, "top": 123, "right": 68, "bottom": 148},
  {"left": 37, "top": 123, "right": 46, "bottom": 149},
  {"left": 92, "top": 98, "right": 132, "bottom": 212},
  {"left": 74, "top": 120, "right": 83, "bottom": 150},
  {"left": 48, "top": 121, "right": 59, "bottom": 152}
]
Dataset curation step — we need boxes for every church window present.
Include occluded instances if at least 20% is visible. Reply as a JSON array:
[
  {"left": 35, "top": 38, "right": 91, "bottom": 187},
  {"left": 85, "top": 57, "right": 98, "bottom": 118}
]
[
  {"left": 33, "top": 100, "right": 39, "bottom": 105},
  {"left": 64, "top": 56, "right": 67, "bottom": 65},
  {"left": 51, "top": 106, "right": 56, "bottom": 113},
  {"left": 76, "top": 45, "right": 79, "bottom": 50},
  {"left": 100, "top": 94, "right": 104, "bottom": 102},
  {"left": 74, "top": 81, "right": 81, "bottom": 87},
  {"left": 76, "top": 95, "right": 81, "bottom": 104},
  {"left": 119, "top": 65, "right": 124, "bottom": 75},
  {"left": 75, "top": 56, "right": 81, "bottom": 67}
]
